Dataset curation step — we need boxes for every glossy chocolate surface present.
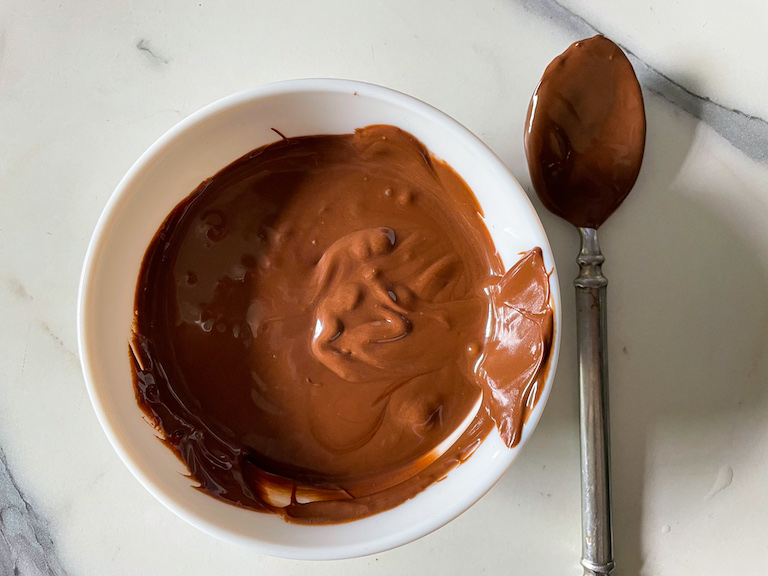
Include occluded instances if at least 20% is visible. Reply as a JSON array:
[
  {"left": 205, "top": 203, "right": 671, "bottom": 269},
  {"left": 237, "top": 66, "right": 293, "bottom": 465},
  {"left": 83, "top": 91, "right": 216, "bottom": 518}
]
[
  {"left": 130, "top": 125, "right": 553, "bottom": 523},
  {"left": 524, "top": 35, "right": 646, "bottom": 229}
]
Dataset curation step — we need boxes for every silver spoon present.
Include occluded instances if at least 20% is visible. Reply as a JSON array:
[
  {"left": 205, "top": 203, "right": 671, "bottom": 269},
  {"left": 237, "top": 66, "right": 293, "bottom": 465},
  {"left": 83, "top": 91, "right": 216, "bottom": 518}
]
[{"left": 524, "top": 35, "right": 646, "bottom": 576}]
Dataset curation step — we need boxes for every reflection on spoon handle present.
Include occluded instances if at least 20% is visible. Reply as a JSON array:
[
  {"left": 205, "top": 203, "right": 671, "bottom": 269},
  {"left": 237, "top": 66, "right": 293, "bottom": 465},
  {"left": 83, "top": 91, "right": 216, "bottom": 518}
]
[{"left": 575, "top": 227, "right": 614, "bottom": 576}]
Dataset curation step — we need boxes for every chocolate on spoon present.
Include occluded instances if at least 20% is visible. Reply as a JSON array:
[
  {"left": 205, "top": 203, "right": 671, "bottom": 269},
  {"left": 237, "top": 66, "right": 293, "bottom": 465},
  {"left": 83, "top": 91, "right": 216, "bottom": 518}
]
[
  {"left": 524, "top": 35, "right": 646, "bottom": 576},
  {"left": 525, "top": 35, "right": 645, "bottom": 229}
]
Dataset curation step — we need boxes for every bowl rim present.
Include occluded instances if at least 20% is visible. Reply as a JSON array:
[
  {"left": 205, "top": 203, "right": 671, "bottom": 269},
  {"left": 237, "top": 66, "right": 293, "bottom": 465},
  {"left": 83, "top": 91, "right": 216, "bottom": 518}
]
[{"left": 77, "top": 78, "right": 561, "bottom": 560}]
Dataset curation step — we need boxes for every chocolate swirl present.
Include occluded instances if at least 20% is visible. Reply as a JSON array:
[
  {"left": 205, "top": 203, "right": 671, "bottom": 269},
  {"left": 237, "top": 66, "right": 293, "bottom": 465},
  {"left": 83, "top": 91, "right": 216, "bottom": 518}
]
[{"left": 130, "top": 125, "right": 554, "bottom": 523}]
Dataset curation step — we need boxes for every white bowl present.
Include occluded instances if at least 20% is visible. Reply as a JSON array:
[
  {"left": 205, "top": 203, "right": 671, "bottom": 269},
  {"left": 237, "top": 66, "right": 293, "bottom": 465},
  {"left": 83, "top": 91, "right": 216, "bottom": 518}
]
[{"left": 78, "top": 79, "right": 561, "bottom": 560}]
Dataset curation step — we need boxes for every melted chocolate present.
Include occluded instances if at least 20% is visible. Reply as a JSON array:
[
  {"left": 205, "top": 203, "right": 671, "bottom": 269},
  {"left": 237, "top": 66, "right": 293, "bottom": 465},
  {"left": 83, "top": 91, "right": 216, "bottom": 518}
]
[
  {"left": 130, "top": 125, "right": 553, "bottom": 524},
  {"left": 524, "top": 35, "right": 646, "bottom": 229}
]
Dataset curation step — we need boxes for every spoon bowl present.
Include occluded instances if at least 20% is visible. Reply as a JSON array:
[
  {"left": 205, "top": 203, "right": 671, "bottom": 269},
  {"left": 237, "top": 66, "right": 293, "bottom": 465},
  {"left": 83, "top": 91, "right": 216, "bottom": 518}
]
[{"left": 525, "top": 35, "right": 645, "bottom": 229}]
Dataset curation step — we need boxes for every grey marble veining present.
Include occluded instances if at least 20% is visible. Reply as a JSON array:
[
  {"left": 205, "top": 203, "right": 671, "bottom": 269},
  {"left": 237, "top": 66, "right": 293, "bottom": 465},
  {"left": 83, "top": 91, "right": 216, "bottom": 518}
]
[
  {"left": 136, "top": 38, "right": 170, "bottom": 66},
  {"left": 0, "top": 447, "right": 69, "bottom": 576},
  {"left": 523, "top": 0, "right": 768, "bottom": 163}
]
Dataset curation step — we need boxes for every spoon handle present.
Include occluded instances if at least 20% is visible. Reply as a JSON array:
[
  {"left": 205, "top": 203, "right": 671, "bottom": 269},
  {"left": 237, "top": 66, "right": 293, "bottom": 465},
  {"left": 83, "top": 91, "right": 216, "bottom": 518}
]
[{"left": 575, "top": 227, "right": 614, "bottom": 576}]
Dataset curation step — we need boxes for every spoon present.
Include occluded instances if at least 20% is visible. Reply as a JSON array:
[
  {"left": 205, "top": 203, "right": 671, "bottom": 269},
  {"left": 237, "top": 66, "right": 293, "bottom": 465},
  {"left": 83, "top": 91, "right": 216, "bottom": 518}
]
[{"left": 524, "top": 35, "right": 646, "bottom": 576}]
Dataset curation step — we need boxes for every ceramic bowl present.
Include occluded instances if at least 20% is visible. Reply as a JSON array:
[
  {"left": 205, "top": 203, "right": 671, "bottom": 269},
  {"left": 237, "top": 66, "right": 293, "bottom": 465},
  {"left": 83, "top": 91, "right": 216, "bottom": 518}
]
[{"left": 78, "top": 79, "right": 561, "bottom": 560}]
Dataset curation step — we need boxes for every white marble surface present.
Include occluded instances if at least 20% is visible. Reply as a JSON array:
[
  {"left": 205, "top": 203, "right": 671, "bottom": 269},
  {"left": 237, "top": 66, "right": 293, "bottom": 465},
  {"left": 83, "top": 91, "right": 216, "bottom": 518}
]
[{"left": 2, "top": 0, "right": 768, "bottom": 574}]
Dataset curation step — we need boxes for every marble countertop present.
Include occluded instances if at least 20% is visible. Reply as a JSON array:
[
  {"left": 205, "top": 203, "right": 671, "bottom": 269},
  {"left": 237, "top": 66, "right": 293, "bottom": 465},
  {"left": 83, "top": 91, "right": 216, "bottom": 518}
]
[{"left": 2, "top": 0, "right": 767, "bottom": 574}]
